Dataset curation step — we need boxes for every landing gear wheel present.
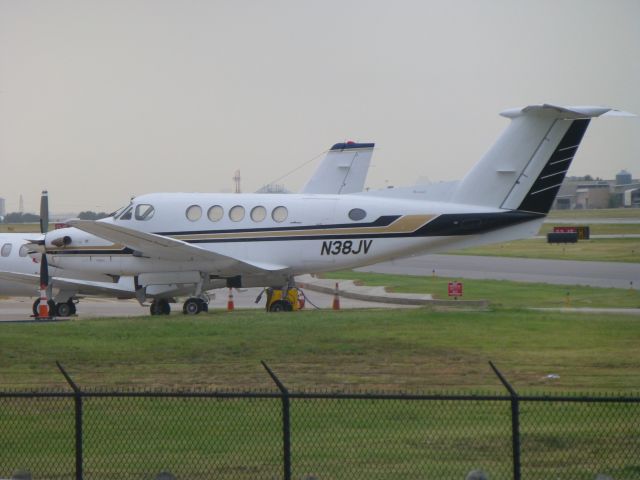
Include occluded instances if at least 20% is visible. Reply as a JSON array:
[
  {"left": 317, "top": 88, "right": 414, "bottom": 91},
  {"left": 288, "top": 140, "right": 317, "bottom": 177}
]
[
  {"left": 33, "top": 299, "right": 56, "bottom": 316},
  {"left": 269, "top": 300, "right": 293, "bottom": 312},
  {"left": 183, "top": 297, "right": 205, "bottom": 315},
  {"left": 150, "top": 299, "right": 171, "bottom": 316},
  {"left": 55, "top": 301, "right": 72, "bottom": 317}
]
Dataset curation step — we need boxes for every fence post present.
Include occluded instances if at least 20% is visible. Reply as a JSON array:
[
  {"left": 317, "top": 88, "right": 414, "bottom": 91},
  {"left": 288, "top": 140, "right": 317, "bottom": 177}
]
[
  {"left": 262, "top": 361, "right": 292, "bottom": 480},
  {"left": 57, "top": 362, "right": 83, "bottom": 480},
  {"left": 489, "top": 361, "right": 521, "bottom": 480}
]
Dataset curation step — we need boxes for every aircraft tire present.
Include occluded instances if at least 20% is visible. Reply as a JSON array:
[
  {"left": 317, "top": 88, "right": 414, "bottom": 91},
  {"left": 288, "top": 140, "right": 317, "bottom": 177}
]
[
  {"left": 150, "top": 299, "right": 171, "bottom": 315},
  {"left": 33, "top": 299, "right": 56, "bottom": 316},
  {"left": 55, "top": 302, "right": 72, "bottom": 317},
  {"left": 183, "top": 298, "right": 201, "bottom": 315},
  {"left": 269, "top": 300, "right": 292, "bottom": 312}
]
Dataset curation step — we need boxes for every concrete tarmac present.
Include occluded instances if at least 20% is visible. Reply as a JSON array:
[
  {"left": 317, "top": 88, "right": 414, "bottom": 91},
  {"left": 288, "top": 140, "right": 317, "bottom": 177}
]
[
  {"left": 0, "top": 286, "right": 402, "bottom": 322},
  {"left": 358, "top": 254, "right": 640, "bottom": 289}
]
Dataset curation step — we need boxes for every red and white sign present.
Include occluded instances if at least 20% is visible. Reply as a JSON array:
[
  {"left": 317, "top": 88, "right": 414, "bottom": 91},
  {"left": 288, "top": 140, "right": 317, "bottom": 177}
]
[{"left": 448, "top": 281, "right": 463, "bottom": 297}]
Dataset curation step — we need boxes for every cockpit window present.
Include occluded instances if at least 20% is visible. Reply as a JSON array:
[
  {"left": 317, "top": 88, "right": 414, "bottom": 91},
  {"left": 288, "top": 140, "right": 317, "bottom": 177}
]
[
  {"left": 1, "top": 243, "right": 12, "bottom": 257},
  {"left": 118, "top": 206, "right": 133, "bottom": 220},
  {"left": 19, "top": 245, "right": 29, "bottom": 257},
  {"left": 135, "top": 204, "right": 155, "bottom": 221}
]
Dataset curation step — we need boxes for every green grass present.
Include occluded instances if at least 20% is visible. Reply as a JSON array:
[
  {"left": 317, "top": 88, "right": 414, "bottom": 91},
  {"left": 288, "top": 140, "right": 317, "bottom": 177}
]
[
  {"left": 1, "top": 308, "right": 639, "bottom": 393},
  {"left": 548, "top": 208, "right": 640, "bottom": 219},
  {"left": 326, "top": 270, "right": 640, "bottom": 309},
  {"left": 455, "top": 237, "right": 640, "bottom": 262},
  {"left": 0, "top": 223, "right": 41, "bottom": 233},
  {"left": 1, "top": 309, "right": 639, "bottom": 479}
]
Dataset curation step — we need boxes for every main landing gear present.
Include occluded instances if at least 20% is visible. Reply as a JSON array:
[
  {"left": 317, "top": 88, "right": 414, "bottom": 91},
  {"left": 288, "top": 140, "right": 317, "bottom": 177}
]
[
  {"left": 149, "top": 297, "right": 210, "bottom": 315},
  {"left": 32, "top": 298, "right": 77, "bottom": 317},
  {"left": 149, "top": 299, "right": 171, "bottom": 315},
  {"left": 182, "top": 297, "right": 209, "bottom": 315}
]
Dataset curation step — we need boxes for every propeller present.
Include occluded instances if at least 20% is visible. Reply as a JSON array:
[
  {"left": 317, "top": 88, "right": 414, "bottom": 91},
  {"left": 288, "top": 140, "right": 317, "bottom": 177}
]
[
  {"left": 37, "top": 190, "right": 52, "bottom": 318},
  {"left": 40, "top": 190, "right": 49, "bottom": 235}
]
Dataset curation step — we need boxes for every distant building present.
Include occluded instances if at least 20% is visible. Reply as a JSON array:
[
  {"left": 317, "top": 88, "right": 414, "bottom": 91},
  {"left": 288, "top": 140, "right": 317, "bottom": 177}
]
[
  {"left": 0, "top": 197, "right": 5, "bottom": 217},
  {"left": 623, "top": 188, "right": 640, "bottom": 208},
  {"left": 256, "top": 184, "right": 291, "bottom": 194},
  {"left": 553, "top": 171, "right": 639, "bottom": 209},
  {"left": 616, "top": 169, "right": 633, "bottom": 185}
]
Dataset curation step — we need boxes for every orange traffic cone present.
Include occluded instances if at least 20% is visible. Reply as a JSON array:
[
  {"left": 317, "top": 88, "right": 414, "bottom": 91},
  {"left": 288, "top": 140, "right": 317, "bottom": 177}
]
[
  {"left": 38, "top": 287, "right": 50, "bottom": 318},
  {"left": 332, "top": 282, "right": 340, "bottom": 310},
  {"left": 227, "top": 288, "right": 235, "bottom": 311}
]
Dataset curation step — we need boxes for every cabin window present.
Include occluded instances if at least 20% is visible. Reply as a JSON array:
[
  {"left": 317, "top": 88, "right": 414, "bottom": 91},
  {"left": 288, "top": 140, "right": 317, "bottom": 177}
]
[
  {"left": 348, "top": 208, "right": 366, "bottom": 221},
  {"left": 1, "top": 243, "right": 11, "bottom": 257},
  {"left": 186, "top": 205, "right": 202, "bottom": 222},
  {"left": 272, "top": 206, "right": 288, "bottom": 223},
  {"left": 119, "top": 206, "right": 133, "bottom": 220},
  {"left": 229, "top": 205, "right": 245, "bottom": 222},
  {"left": 208, "top": 205, "right": 224, "bottom": 222},
  {"left": 19, "top": 245, "right": 29, "bottom": 257},
  {"left": 135, "top": 204, "right": 155, "bottom": 221},
  {"left": 250, "top": 206, "right": 267, "bottom": 222}
]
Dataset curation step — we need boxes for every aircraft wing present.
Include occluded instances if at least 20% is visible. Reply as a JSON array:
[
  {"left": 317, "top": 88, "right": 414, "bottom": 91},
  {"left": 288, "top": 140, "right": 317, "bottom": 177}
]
[
  {"left": 65, "top": 220, "right": 287, "bottom": 274},
  {"left": 0, "top": 271, "right": 137, "bottom": 297}
]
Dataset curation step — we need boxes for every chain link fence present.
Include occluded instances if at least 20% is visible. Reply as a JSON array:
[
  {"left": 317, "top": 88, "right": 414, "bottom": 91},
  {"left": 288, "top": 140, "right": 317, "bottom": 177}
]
[{"left": 0, "top": 362, "right": 638, "bottom": 480}]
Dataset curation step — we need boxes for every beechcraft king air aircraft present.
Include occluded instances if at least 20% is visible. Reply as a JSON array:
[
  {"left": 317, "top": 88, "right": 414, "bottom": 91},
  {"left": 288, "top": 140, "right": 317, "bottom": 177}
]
[
  {"left": 29, "top": 105, "right": 633, "bottom": 315},
  {"left": 0, "top": 142, "right": 374, "bottom": 316}
]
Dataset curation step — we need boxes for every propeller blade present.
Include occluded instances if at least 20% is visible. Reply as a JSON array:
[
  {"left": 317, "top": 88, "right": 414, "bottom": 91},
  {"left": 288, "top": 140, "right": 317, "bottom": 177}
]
[
  {"left": 40, "top": 190, "right": 49, "bottom": 234},
  {"left": 40, "top": 253, "right": 49, "bottom": 288}
]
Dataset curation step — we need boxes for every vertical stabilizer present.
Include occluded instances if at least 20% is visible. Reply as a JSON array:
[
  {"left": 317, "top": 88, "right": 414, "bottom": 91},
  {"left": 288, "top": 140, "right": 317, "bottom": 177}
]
[
  {"left": 301, "top": 142, "right": 374, "bottom": 194},
  {"left": 451, "top": 104, "right": 628, "bottom": 214}
]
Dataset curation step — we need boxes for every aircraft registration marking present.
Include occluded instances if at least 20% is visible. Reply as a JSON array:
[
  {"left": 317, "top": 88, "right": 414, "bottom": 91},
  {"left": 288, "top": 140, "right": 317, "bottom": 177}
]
[{"left": 321, "top": 240, "right": 372, "bottom": 256}]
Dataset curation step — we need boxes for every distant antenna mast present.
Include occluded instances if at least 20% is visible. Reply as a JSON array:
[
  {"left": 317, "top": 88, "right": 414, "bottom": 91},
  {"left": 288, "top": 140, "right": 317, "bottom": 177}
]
[
  {"left": 19, "top": 194, "right": 24, "bottom": 213},
  {"left": 233, "top": 170, "right": 241, "bottom": 193}
]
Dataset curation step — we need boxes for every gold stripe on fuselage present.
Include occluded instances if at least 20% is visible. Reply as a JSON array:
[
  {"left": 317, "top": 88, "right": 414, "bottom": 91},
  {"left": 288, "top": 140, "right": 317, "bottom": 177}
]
[{"left": 172, "top": 214, "right": 437, "bottom": 241}]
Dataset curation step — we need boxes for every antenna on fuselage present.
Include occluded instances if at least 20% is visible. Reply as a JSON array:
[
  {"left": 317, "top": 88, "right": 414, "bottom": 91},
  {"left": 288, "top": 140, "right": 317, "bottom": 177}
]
[{"left": 233, "top": 170, "right": 241, "bottom": 193}]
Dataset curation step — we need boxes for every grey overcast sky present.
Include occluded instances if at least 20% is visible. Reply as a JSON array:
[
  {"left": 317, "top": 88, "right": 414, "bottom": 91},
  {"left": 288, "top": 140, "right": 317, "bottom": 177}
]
[{"left": 1, "top": 0, "right": 639, "bottom": 213}]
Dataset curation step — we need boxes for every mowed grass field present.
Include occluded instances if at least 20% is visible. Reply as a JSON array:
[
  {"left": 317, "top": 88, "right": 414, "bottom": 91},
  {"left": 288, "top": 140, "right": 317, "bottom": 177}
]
[
  {"left": 1, "top": 309, "right": 639, "bottom": 479},
  {"left": 327, "top": 271, "right": 640, "bottom": 308},
  {"left": 1, "top": 308, "right": 639, "bottom": 393}
]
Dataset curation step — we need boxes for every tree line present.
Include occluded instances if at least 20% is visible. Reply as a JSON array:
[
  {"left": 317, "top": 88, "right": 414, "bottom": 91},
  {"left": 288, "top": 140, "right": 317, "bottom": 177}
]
[{"left": 1, "top": 211, "right": 109, "bottom": 223}]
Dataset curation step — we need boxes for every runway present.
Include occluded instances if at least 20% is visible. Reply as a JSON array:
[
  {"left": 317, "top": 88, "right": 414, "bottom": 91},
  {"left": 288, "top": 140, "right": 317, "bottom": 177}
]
[{"left": 358, "top": 254, "right": 639, "bottom": 289}]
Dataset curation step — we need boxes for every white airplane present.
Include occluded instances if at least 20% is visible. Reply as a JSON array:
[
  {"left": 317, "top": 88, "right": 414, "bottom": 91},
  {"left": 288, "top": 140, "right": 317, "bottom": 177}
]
[
  {"left": 0, "top": 142, "right": 375, "bottom": 316},
  {"left": 32, "top": 104, "right": 631, "bottom": 315}
]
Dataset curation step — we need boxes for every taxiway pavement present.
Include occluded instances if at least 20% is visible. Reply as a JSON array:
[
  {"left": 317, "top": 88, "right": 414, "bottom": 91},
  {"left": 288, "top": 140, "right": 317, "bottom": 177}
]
[{"left": 358, "top": 254, "right": 639, "bottom": 289}]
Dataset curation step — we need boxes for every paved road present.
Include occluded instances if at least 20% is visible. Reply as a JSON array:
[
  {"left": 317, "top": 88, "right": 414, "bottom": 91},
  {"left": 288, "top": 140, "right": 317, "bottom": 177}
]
[{"left": 358, "top": 254, "right": 640, "bottom": 289}]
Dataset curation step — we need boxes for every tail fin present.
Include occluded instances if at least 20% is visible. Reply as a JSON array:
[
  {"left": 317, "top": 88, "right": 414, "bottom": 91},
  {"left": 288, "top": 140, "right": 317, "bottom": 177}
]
[
  {"left": 300, "top": 142, "right": 374, "bottom": 195},
  {"left": 452, "top": 104, "right": 631, "bottom": 214}
]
